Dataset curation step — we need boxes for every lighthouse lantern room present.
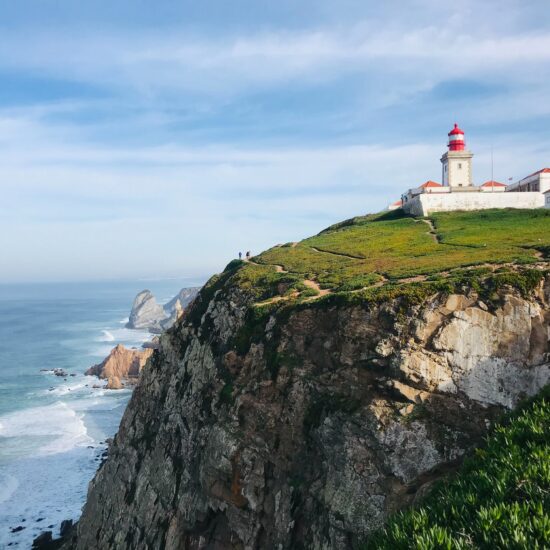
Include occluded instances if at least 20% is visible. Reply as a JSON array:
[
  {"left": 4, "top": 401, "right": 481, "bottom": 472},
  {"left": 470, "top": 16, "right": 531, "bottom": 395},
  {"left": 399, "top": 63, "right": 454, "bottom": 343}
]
[{"left": 441, "top": 123, "right": 474, "bottom": 188}]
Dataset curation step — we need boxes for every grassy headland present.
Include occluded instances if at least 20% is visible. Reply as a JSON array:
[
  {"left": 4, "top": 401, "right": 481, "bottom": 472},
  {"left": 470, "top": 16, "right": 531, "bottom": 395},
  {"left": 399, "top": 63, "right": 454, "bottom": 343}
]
[{"left": 227, "top": 208, "right": 550, "bottom": 301}]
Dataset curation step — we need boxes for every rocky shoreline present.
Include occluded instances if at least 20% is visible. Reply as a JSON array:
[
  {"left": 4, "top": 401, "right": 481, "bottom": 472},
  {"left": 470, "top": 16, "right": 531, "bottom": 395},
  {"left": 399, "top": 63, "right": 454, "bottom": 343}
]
[
  {"left": 24, "top": 286, "right": 199, "bottom": 547},
  {"left": 85, "top": 286, "right": 199, "bottom": 390}
]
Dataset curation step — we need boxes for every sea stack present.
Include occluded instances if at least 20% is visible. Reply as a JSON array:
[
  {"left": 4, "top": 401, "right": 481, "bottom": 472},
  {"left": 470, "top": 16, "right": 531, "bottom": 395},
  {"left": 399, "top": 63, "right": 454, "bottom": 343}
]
[
  {"left": 86, "top": 344, "right": 153, "bottom": 387},
  {"left": 126, "top": 290, "right": 167, "bottom": 331}
]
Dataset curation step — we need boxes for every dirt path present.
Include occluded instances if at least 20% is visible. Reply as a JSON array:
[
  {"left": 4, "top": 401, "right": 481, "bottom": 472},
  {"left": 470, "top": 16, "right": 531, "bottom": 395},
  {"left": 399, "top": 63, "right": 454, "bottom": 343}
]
[
  {"left": 245, "top": 258, "right": 288, "bottom": 273},
  {"left": 418, "top": 218, "right": 439, "bottom": 243},
  {"left": 309, "top": 246, "right": 364, "bottom": 260},
  {"left": 303, "top": 279, "right": 331, "bottom": 297}
]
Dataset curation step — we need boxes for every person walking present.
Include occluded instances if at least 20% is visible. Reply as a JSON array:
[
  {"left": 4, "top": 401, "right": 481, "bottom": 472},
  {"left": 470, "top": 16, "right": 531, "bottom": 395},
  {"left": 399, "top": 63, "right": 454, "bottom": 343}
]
[
  {"left": 238, "top": 252, "right": 242, "bottom": 260},
  {"left": 246, "top": 251, "right": 250, "bottom": 260}
]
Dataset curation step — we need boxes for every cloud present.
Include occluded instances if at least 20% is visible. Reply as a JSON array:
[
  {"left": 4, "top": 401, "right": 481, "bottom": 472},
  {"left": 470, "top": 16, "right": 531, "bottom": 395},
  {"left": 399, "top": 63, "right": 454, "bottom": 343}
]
[
  {"left": 0, "top": 0, "right": 549, "bottom": 282},
  {"left": 1, "top": 23, "right": 549, "bottom": 101}
]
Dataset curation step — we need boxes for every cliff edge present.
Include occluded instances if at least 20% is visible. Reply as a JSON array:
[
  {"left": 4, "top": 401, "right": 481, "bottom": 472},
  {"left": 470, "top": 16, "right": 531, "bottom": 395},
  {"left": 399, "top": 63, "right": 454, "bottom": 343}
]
[{"left": 65, "top": 209, "right": 550, "bottom": 549}]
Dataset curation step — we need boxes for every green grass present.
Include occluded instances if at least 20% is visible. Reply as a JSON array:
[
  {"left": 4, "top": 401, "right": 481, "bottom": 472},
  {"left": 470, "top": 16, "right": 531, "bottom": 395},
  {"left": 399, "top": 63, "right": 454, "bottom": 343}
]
[
  {"left": 432, "top": 209, "right": 550, "bottom": 250},
  {"left": 364, "top": 385, "right": 550, "bottom": 549},
  {"left": 185, "top": 209, "right": 550, "bottom": 318},
  {"left": 234, "top": 209, "right": 550, "bottom": 294}
]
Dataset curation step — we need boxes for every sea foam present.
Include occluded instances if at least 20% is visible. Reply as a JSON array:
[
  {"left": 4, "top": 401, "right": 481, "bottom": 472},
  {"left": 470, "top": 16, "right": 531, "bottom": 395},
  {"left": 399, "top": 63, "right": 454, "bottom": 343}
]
[
  {"left": 0, "top": 401, "right": 92, "bottom": 457},
  {"left": 99, "top": 329, "right": 115, "bottom": 342}
]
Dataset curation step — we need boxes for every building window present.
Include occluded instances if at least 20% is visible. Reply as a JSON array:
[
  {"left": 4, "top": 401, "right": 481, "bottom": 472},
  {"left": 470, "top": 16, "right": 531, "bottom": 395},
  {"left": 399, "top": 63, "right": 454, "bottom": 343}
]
[{"left": 458, "top": 163, "right": 462, "bottom": 169}]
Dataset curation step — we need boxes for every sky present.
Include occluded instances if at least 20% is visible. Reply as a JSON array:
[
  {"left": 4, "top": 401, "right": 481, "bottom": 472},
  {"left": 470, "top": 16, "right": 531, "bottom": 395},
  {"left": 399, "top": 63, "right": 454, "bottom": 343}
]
[{"left": 1, "top": 0, "right": 549, "bottom": 283}]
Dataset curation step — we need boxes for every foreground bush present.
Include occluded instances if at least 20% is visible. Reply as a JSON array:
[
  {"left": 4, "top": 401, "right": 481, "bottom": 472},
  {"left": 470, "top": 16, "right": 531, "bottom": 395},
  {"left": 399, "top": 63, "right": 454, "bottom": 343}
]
[{"left": 365, "top": 385, "right": 550, "bottom": 549}]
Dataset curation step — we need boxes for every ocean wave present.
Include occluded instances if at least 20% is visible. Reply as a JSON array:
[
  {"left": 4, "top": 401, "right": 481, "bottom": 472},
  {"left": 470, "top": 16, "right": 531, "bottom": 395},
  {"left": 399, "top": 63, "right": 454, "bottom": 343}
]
[
  {"left": 0, "top": 447, "right": 101, "bottom": 548},
  {"left": 108, "top": 326, "right": 150, "bottom": 342},
  {"left": 41, "top": 380, "right": 89, "bottom": 396},
  {"left": 89, "top": 327, "right": 150, "bottom": 358},
  {"left": 98, "top": 330, "right": 115, "bottom": 342},
  {"left": 0, "top": 401, "right": 92, "bottom": 456},
  {"left": 0, "top": 473, "right": 19, "bottom": 505}
]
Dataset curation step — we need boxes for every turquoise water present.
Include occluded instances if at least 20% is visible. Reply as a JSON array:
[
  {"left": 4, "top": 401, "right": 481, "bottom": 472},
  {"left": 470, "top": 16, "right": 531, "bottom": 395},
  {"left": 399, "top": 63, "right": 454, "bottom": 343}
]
[{"left": 0, "top": 279, "right": 203, "bottom": 548}]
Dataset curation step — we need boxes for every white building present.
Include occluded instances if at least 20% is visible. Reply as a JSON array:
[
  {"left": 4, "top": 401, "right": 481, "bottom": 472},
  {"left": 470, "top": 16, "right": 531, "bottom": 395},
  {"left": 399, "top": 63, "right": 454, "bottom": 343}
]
[
  {"left": 480, "top": 180, "right": 507, "bottom": 192},
  {"left": 399, "top": 124, "right": 545, "bottom": 216},
  {"left": 545, "top": 190, "right": 550, "bottom": 209},
  {"left": 508, "top": 168, "right": 550, "bottom": 194}
]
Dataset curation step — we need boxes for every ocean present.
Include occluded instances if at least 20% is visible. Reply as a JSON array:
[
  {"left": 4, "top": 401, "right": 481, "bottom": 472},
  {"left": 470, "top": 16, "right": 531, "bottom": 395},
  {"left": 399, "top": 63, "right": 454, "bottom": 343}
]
[{"left": 0, "top": 278, "right": 204, "bottom": 548}]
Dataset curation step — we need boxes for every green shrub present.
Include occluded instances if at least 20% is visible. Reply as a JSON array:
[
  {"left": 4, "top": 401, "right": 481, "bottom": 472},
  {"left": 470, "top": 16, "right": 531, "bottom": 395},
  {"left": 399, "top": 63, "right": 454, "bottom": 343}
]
[
  {"left": 364, "top": 386, "right": 550, "bottom": 549},
  {"left": 300, "top": 287, "right": 320, "bottom": 297}
]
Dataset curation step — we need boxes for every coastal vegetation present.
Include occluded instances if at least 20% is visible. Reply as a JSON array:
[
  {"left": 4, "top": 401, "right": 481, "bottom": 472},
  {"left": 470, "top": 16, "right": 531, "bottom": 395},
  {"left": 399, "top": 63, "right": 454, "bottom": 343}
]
[
  {"left": 365, "top": 385, "right": 550, "bottom": 549},
  {"left": 217, "top": 208, "right": 550, "bottom": 304}
]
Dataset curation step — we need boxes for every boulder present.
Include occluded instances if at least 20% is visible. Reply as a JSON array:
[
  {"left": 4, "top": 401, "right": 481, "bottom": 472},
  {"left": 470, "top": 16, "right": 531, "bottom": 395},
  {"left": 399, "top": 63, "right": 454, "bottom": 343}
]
[{"left": 31, "top": 531, "right": 52, "bottom": 548}]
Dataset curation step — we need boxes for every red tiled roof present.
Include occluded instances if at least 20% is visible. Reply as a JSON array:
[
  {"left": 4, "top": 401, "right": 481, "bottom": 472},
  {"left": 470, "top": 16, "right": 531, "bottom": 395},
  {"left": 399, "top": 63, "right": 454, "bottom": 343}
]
[
  {"left": 481, "top": 180, "right": 507, "bottom": 187},
  {"left": 523, "top": 168, "right": 550, "bottom": 179},
  {"left": 420, "top": 180, "right": 442, "bottom": 188},
  {"left": 391, "top": 199, "right": 403, "bottom": 206}
]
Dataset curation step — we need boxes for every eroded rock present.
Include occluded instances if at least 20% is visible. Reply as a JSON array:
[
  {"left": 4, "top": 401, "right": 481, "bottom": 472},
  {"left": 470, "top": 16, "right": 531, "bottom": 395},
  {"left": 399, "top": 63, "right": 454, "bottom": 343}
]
[
  {"left": 66, "top": 275, "right": 550, "bottom": 550},
  {"left": 85, "top": 344, "right": 153, "bottom": 383}
]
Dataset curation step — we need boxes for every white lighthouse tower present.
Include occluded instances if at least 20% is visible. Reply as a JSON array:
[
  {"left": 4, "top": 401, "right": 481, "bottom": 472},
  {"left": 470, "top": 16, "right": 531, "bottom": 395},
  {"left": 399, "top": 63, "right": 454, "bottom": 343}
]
[{"left": 441, "top": 123, "right": 474, "bottom": 188}]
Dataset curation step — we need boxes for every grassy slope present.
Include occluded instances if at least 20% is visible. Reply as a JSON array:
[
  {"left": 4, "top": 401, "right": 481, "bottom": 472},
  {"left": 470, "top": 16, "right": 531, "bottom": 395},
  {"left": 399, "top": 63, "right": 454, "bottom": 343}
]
[
  {"left": 234, "top": 209, "right": 550, "bottom": 296},
  {"left": 364, "top": 386, "right": 550, "bottom": 550}
]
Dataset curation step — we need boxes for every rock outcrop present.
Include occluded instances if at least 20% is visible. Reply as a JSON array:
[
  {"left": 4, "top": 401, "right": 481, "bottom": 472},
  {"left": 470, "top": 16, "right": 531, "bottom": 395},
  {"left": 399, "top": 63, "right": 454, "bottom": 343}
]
[
  {"left": 68, "top": 273, "right": 550, "bottom": 549},
  {"left": 126, "top": 290, "right": 167, "bottom": 331},
  {"left": 126, "top": 287, "right": 200, "bottom": 332},
  {"left": 86, "top": 344, "right": 153, "bottom": 387},
  {"left": 160, "top": 299, "right": 184, "bottom": 331},
  {"left": 164, "top": 287, "right": 201, "bottom": 312}
]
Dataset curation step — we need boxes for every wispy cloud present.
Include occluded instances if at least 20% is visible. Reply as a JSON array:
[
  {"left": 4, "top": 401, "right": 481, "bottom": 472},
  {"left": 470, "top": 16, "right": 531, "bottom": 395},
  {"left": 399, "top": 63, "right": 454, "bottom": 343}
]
[
  {"left": 0, "top": 0, "right": 549, "bottom": 282},
  {"left": 2, "top": 26, "right": 549, "bottom": 98}
]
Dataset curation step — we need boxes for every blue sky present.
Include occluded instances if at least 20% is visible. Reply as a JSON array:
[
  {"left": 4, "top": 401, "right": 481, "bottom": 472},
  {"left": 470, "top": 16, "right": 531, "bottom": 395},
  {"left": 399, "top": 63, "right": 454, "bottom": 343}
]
[{"left": 1, "top": 0, "right": 549, "bottom": 283}]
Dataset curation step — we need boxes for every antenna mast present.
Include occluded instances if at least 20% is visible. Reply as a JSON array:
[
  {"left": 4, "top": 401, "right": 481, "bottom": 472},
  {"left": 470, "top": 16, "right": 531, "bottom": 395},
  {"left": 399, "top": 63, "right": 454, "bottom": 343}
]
[{"left": 491, "top": 144, "right": 494, "bottom": 182}]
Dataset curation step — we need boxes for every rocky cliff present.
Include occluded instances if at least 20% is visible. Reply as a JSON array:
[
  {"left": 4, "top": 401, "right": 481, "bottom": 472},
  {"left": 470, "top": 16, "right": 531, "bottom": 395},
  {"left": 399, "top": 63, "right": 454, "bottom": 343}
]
[{"left": 66, "top": 263, "right": 550, "bottom": 549}]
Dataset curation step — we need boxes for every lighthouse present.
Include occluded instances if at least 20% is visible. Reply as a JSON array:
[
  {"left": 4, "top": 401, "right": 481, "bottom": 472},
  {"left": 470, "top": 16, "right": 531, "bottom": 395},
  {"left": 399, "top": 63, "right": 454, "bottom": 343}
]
[{"left": 441, "top": 123, "right": 474, "bottom": 188}]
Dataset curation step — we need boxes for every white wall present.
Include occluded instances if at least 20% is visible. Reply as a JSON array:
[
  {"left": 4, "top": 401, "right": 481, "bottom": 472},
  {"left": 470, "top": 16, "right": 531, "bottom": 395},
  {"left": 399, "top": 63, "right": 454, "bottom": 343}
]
[
  {"left": 403, "top": 192, "right": 544, "bottom": 216},
  {"left": 545, "top": 193, "right": 550, "bottom": 209},
  {"left": 441, "top": 151, "right": 473, "bottom": 188},
  {"left": 480, "top": 186, "right": 506, "bottom": 193},
  {"left": 448, "top": 156, "right": 472, "bottom": 188}
]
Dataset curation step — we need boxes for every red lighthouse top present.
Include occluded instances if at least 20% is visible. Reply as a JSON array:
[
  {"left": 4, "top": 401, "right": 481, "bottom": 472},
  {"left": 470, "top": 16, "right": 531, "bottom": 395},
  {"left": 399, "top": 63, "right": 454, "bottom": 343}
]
[{"left": 448, "top": 123, "right": 465, "bottom": 151}]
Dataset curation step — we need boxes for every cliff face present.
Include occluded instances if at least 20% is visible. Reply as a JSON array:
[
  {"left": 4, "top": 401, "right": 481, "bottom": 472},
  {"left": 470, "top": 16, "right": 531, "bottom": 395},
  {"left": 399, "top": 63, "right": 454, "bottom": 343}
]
[{"left": 69, "top": 274, "right": 550, "bottom": 549}]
